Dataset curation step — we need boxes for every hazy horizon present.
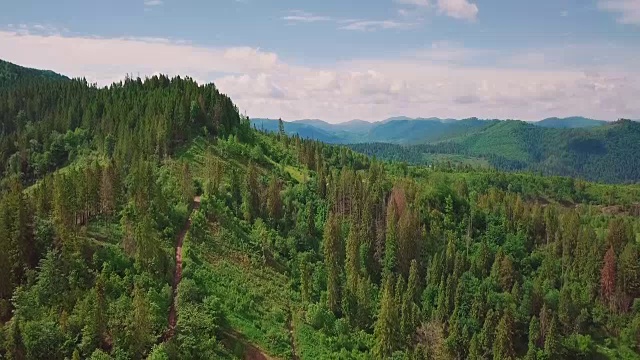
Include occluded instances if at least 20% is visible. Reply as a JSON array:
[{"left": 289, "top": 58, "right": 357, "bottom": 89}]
[
  {"left": 1, "top": 0, "right": 639, "bottom": 122},
  {"left": 253, "top": 115, "right": 618, "bottom": 124}
]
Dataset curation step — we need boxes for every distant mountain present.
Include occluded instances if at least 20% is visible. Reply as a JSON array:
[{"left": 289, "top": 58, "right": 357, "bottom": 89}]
[
  {"left": 350, "top": 119, "right": 640, "bottom": 183},
  {"left": 0, "top": 59, "right": 68, "bottom": 87},
  {"left": 252, "top": 117, "right": 493, "bottom": 144},
  {"left": 367, "top": 118, "right": 493, "bottom": 144},
  {"left": 253, "top": 116, "right": 640, "bottom": 182},
  {"left": 533, "top": 117, "right": 607, "bottom": 128},
  {"left": 251, "top": 118, "right": 350, "bottom": 143},
  {"left": 293, "top": 119, "right": 375, "bottom": 133}
]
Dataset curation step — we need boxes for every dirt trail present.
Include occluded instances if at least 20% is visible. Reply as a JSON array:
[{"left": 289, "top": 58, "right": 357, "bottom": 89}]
[
  {"left": 221, "top": 330, "right": 276, "bottom": 360},
  {"left": 287, "top": 304, "right": 299, "bottom": 360},
  {"left": 163, "top": 195, "right": 201, "bottom": 341}
]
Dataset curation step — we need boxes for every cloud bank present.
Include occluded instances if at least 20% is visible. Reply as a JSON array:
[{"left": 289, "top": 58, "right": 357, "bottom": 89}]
[
  {"left": 0, "top": 30, "right": 638, "bottom": 122},
  {"left": 599, "top": 0, "right": 640, "bottom": 25}
]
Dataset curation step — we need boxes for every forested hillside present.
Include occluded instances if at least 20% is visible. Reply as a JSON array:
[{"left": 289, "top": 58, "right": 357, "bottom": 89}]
[
  {"left": 0, "top": 67, "right": 639, "bottom": 360},
  {"left": 350, "top": 120, "right": 640, "bottom": 184},
  {"left": 534, "top": 117, "right": 607, "bottom": 129},
  {"left": 0, "top": 59, "right": 68, "bottom": 88}
]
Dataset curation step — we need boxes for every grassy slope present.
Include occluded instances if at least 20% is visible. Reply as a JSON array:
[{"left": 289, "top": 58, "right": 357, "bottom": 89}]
[{"left": 178, "top": 136, "right": 297, "bottom": 359}]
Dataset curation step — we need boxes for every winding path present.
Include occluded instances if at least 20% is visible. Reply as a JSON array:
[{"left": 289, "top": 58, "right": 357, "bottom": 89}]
[{"left": 163, "top": 195, "right": 201, "bottom": 341}]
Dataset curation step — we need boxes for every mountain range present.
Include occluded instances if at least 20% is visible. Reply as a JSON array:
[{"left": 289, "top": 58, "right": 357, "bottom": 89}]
[
  {"left": 250, "top": 116, "right": 611, "bottom": 145},
  {"left": 252, "top": 117, "right": 640, "bottom": 183}
]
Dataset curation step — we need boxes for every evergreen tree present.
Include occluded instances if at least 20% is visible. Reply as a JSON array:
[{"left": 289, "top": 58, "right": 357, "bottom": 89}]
[
  {"left": 131, "top": 285, "right": 153, "bottom": 358},
  {"left": 373, "top": 275, "right": 399, "bottom": 359},
  {"left": 5, "top": 318, "right": 26, "bottom": 360},
  {"left": 600, "top": 246, "right": 617, "bottom": 309},
  {"left": 619, "top": 242, "right": 640, "bottom": 303},
  {"left": 544, "top": 316, "right": 561, "bottom": 359},
  {"left": 493, "top": 308, "right": 516, "bottom": 360},
  {"left": 525, "top": 316, "right": 541, "bottom": 360},
  {"left": 266, "top": 176, "right": 283, "bottom": 226},
  {"left": 383, "top": 202, "right": 398, "bottom": 277},
  {"left": 323, "top": 212, "right": 342, "bottom": 315}
]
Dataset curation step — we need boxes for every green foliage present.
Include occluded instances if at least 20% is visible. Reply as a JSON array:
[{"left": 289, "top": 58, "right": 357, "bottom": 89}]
[{"left": 0, "top": 59, "right": 68, "bottom": 88}]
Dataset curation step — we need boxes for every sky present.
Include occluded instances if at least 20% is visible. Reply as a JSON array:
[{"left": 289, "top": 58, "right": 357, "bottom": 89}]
[{"left": 1, "top": 0, "right": 639, "bottom": 122}]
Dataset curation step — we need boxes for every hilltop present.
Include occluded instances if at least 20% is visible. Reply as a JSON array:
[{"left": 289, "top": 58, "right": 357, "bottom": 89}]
[{"left": 0, "top": 59, "right": 68, "bottom": 88}]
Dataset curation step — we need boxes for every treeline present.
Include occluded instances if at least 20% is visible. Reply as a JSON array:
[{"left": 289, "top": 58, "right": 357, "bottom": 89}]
[
  {"left": 0, "top": 75, "right": 249, "bottom": 186},
  {"left": 0, "top": 59, "right": 68, "bottom": 89}
]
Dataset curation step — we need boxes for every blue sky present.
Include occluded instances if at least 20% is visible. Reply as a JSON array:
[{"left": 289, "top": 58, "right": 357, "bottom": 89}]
[{"left": 1, "top": 0, "right": 639, "bottom": 121}]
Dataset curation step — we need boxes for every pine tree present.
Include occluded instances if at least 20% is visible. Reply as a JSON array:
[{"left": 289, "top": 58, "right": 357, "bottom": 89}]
[
  {"left": 100, "top": 162, "right": 117, "bottom": 216},
  {"left": 94, "top": 272, "right": 107, "bottom": 348},
  {"left": 479, "top": 309, "right": 498, "bottom": 358},
  {"left": 242, "top": 162, "right": 259, "bottom": 222},
  {"left": 468, "top": 333, "right": 481, "bottom": 360},
  {"left": 402, "top": 260, "right": 420, "bottom": 341},
  {"left": 544, "top": 316, "right": 561, "bottom": 358},
  {"left": 305, "top": 200, "right": 316, "bottom": 240},
  {"left": 266, "top": 176, "right": 282, "bottom": 226},
  {"left": 619, "top": 242, "right": 640, "bottom": 303},
  {"left": 300, "top": 259, "right": 312, "bottom": 305},
  {"left": 558, "top": 284, "right": 575, "bottom": 332},
  {"left": 383, "top": 203, "right": 398, "bottom": 277},
  {"left": 600, "top": 246, "right": 617, "bottom": 309},
  {"left": 493, "top": 307, "right": 516, "bottom": 360},
  {"left": 323, "top": 212, "right": 342, "bottom": 315},
  {"left": 373, "top": 275, "right": 399, "bottom": 359},
  {"left": 606, "top": 218, "right": 629, "bottom": 252},
  {"left": 132, "top": 284, "right": 153, "bottom": 358},
  {"left": 498, "top": 255, "right": 515, "bottom": 292},
  {"left": 5, "top": 318, "right": 26, "bottom": 360},
  {"left": 397, "top": 209, "right": 420, "bottom": 277},
  {"left": 525, "top": 316, "right": 540, "bottom": 360},
  {"left": 355, "top": 275, "right": 373, "bottom": 330},
  {"left": 344, "top": 220, "right": 361, "bottom": 324}
]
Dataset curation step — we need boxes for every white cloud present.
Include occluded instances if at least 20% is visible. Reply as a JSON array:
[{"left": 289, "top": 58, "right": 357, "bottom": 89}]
[
  {"left": 283, "top": 10, "right": 417, "bottom": 31},
  {"left": 144, "top": 0, "right": 163, "bottom": 6},
  {"left": 560, "top": 10, "right": 569, "bottom": 17},
  {"left": 340, "top": 19, "right": 417, "bottom": 31},
  {"left": 395, "top": 0, "right": 479, "bottom": 21},
  {"left": 599, "top": 0, "right": 640, "bottom": 24},
  {"left": 415, "top": 41, "right": 490, "bottom": 63},
  {"left": 3, "top": 23, "right": 69, "bottom": 36},
  {"left": 436, "top": 0, "right": 478, "bottom": 21},
  {"left": 282, "top": 10, "right": 332, "bottom": 23},
  {"left": 394, "top": 0, "right": 430, "bottom": 6},
  {"left": 0, "top": 31, "right": 279, "bottom": 85},
  {"left": 0, "top": 30, "right": 638, "bottom": 122}
]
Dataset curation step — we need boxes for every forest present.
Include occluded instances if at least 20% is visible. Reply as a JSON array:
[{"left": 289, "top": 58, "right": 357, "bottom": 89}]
[
  {"left": 0, "top": 65, "right": 639, "bottom": 359},
  {"left": 254, "top": 116, "right": 640, "bottom": 184},
  {"left": 347, "top": 118, "right": 640, "bottom": 184}
]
